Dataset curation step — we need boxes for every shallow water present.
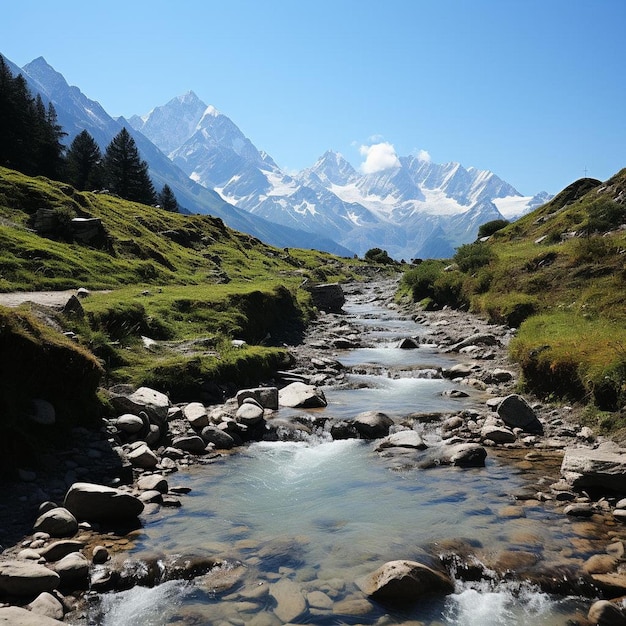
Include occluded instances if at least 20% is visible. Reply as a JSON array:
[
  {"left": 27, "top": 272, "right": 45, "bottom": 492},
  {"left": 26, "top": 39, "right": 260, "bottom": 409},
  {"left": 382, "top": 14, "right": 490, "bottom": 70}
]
[{"left": 93, "top": 288, "right": 595, "bottom": 625}]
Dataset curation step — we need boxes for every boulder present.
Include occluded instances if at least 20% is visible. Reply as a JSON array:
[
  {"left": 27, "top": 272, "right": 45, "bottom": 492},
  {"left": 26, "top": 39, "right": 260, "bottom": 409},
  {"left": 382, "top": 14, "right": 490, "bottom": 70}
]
[
  {"left": 183, "top": 402, "right": 209, "bottom": 430},
  {"left": 449, "top": 333, "right": 500, "bottom": 351},
  {"left": 200, "top": 426, "right": 236, "bottom": 449},
  {"left": 27, "top": 591, "right": 64, "bottom": 620},
  {"left": 561, "top": 448, "right": 626, "bottom": 492},
  {"left": 496, "top": 394, "right": 543, "bottom": 434},
  {"left": 481, "top": 424, "right": 517, "bottom": 444},
  {"left": 52, "top": 552, "right": 90, "bottom": 589},
  {"left": 353, "top": 411, "right": 394, "bottom": 439},
  {"left": 0, "top": 560, "right": 59, "bottom": 596},
  {"left": 269, "top": 579, "right": 308, "bottom": 622},
  {"left": 307, "top": 283, "right": 345, "bottom": 312},
  {"left": 442, "top": 443, "right": 487, "bottom": 467},
  {"left": 279, "top": 382, "right": 327, "bottom": 408},
  {"left": 172, "top": 435, "right": 207, "bottom": 454},
  {"left": 356, "top": 559, "right": 454, "bottom": 603},
  {"left": 375, "top": 430, "right": 427, "bottom": 451},
  {"left": 127, "top": 443, "right": 158, "bottom": 469},
  {"left": 115, "top": 413, "right": 145, "bottom": 434},
  {"left": 236, "top": 387, "right": 279, "bottom": 410},
  {"left": 33, "top": 507, "right": 78, "bottom": 538},
  {"left": 236, "top": 402, "right": 265, "bottom": 425},
  {"left": 110, "top": 386, "right": 170, "bottom": 429},
  {"left": 39, "top": 540, "right": 84, "bottom": 563},
  {"left": 137, "top": 474, "right": 168, "bottom": 494},
  {"left": 0, "top": 605, "right": 64, "bottom": 625},
  {"left": 442, "top": 363, "right": 476, "bottom": 380},
  {"left": 397, "top": 337, "right": 420, "bottom": 349},
  {"left": 64, "top": 482, "right": 144, "bottom": 523},
  {"left": 588, "top": 600, "right": 626, "bottom": 625}
]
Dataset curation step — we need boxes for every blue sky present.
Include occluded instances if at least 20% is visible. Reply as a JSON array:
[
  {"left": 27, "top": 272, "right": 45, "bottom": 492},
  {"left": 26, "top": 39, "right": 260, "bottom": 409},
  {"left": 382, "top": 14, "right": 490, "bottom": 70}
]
[{"left": 3, "top": 0, "right": 625, "bottom": 194}]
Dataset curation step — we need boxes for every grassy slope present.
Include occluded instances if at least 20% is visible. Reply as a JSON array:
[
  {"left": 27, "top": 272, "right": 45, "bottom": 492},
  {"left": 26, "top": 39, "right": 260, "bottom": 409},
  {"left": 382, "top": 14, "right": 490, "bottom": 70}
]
[
  {"left": 0, "top": 167, "right": 374, "bottom": 442},
  {"left": 400, "top": 170, "right": 626, "bottom": 432}
]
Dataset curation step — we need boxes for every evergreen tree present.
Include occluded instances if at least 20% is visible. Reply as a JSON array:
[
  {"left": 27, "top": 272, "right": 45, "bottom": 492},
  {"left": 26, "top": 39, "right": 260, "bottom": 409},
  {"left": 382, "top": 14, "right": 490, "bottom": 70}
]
[
  {"left": 36, "top": 100, "right": 66, "bottom": 179},
  {"left": 103, "top": 128, "right": 156, "bottom": 205},
  {"left": 66, "top": 130, "right": 103, "bottom": 190},
  {"left": 0, "top": 57, "right": 66, "bottom": 179},
  {"left": 157, "top": 184, "right": 180, "bottom": 212}
]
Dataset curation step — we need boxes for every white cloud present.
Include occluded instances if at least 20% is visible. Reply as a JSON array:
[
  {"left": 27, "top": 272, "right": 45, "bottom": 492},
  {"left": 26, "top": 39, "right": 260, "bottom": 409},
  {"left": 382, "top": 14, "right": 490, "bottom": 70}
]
[
  {"left": 359, "top": 142, "right": 401, "bottom": 174},
  {"left": 417, "top": 149, "right": 431, "bottom": 163}
]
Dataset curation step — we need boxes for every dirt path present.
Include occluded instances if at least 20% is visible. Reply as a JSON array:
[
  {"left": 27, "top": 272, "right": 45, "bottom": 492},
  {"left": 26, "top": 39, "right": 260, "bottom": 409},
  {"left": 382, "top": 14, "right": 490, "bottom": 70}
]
[{"left": 0, "top": 290, "right": 81, "bottom": 308}]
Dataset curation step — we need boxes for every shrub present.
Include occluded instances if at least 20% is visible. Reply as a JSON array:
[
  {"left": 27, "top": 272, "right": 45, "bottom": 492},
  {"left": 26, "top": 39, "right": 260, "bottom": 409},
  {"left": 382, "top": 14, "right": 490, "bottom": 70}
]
[
  {"left": 584, "top": 199, "right": 624, "bottom": 234},
  {"left": 477, "top": 219, "right": 509, "bottom": 238},
  {"left": 453, "top": 242, "right": 495, "bottom": 273},
  {"left": 401, "top": 260, "right": 445, "bottom": 302},
  {"left": 364, "top": 247, "right": 394, "bottom": 265}
]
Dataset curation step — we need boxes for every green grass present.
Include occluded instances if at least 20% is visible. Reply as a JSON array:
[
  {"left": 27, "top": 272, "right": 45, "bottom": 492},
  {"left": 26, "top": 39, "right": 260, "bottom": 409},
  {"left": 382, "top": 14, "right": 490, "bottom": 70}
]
[{"left": 399, "top": 169, "right": 626, "bottom": 427}]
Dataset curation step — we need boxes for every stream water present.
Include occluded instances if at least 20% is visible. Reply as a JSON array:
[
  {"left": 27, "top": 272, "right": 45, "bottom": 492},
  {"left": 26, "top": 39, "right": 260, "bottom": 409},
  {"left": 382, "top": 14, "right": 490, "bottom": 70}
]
[{"left": 91, "top": 287, "right": 596, "bottom": 625}]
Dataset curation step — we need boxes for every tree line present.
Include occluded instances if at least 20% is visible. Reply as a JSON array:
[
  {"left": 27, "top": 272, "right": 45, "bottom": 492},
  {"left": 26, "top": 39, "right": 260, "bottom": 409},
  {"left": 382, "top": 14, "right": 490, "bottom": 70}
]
[{"left": 0, "top": 56, "right": 179, "bottom": 211}]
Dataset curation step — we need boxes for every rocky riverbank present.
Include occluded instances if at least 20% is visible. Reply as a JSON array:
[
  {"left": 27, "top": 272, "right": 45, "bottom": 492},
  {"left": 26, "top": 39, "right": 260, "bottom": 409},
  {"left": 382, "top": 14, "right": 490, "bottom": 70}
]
[{"left": 2, "top": 279, "right": 626, "bottom": 624}]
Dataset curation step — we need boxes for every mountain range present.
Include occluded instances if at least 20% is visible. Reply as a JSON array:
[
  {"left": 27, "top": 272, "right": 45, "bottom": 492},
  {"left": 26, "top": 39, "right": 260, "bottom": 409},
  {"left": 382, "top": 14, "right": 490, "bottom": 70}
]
[{"left": 4, "top": 54, "right": 550, "bottom": 259}]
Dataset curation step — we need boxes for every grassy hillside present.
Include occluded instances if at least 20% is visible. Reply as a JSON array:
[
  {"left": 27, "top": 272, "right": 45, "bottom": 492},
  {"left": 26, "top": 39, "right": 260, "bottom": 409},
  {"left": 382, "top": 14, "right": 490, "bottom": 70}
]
[
  {"left": 400, "top": 170, "right": 626, "bottom": 431},
  {"left": 0, "top": 167, "right": 376, "bottom": 465}
]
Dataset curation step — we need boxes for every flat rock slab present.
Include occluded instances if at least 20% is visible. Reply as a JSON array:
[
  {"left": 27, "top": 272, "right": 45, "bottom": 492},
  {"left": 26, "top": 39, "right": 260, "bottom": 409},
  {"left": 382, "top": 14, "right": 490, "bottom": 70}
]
[
  {"left": 0, "top": 561, "right": 59, "bottom": 596},
  {"left": 0, "top": 605, "right": 65, "bottom": 625},
  {"left": 375, "top": 430, "right": 427, "bottom": 451},
  {"left": 279, "top": 382, "right": 327, "bottom": 408},
  {"left": 269, "top": 579, "right": 308, "bottom": 622},
  {"left": 561, "top": 447, "right": 626, "bottom": 492},
  {"left": 64, "top": 482, "right": 144, "bottom": 523}
]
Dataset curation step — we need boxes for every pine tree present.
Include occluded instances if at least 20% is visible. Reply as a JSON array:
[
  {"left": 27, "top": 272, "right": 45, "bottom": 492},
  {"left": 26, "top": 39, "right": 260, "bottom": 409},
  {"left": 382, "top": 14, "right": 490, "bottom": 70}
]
[
  {"left": 103, "top": 128, "right": 156, "bottom": 205},
  {"left": 66, "top": 130, "right": 103, "bottom": 190},
  {"left": 36, "top": 100, "right": 66, "bottom": 179},
  {"left": 157, "top": 184, "right": 180, "bottom": 212}
]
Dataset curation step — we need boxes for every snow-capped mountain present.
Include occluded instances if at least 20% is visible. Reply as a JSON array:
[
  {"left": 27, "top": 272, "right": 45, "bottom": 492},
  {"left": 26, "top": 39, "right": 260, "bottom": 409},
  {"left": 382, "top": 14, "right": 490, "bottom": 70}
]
[
  {"left": 5, "top": 55, "right": 352, "bottom": 256},
  {"left": 131, "top": 92, "right": 549, "bottom": 259}
]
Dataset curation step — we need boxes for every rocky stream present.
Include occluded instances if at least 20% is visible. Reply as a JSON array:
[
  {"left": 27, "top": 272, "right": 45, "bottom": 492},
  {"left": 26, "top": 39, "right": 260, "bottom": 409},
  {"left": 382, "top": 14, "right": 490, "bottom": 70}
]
[{"left": 2, "top": 279, "right": 626, "bottom": 625}]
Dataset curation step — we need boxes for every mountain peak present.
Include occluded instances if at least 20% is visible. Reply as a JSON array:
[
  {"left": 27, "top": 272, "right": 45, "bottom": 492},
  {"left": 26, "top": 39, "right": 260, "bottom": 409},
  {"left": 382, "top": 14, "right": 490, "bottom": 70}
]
[{"left": 308, "top": 150, "right": 357, "bottom": 186}]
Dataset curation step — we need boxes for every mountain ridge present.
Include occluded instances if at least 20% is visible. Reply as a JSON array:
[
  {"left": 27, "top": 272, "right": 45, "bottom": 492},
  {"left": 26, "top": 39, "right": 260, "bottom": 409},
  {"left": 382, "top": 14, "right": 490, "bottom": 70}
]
[{"left": 131, "top": 91, "right": 550, "bottom": 259}]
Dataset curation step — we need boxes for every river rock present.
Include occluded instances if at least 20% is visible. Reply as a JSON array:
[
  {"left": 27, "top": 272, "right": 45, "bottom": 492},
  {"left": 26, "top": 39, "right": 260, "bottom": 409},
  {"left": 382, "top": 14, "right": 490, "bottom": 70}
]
[
  {"left": 375, "top": 430, "right": 427, "bottom": 451},
  {"left": 200, "top": 425, "right": 236, "bottom": 449},
  {"left": 481, "top": 423, "right": 517, "bottom": 444},
  {"left": 137, "top": 474, "right": 169, "bottom": 493},
  {"left": 0, "top": 560, "right": 59, "bottom": 596},
  {"left": 0, "top": 605, "right": 65, "bottom": 625},
  {"left": 115, "top": 413, "right": 145, "bottom": 434},
  {"left": 442, "top": 363, "right": 476, "bottom": 379},
  {"left": 397, "top": 337, "right": 420, "bottom": 349},
  {"left": 356, "top": 559, "right": 454, "bottom": 603},
  {"left": 496, "top": 394, "right": 543, "bottom": 434},
  {"left": 269, "top": 578, "right": 308, "bottom": 622},
  {"left": 183, "top": 402, "right": 209, "bottom": 430},
  {"left": 27, "top": 591, "right": 64, "bottom": 620},
  {"left": 561, "top": 448, "right": 626, "bottom": 492},
  {"left": 127, "top": 443, "right": 158, "bottom": 469},
  {"left": 307, "top": 283, "right": 345, "bottom": 312},
  {"left": 33, "top": 507, "right": 78, "bottom": 538},
  {"left": 236, "top": 387, "right": 279, "bottom": 410},
  {"left": 52, "top": 552, "right": 90, "bottom": 589},
  {"left": 588, "top": 599, "right": 626, "bottom": 625},
  {"left": 353, "top": 411, "right": 394, "bottom": 439},
  {"left": 111, "top": 386, "right": 170, "bottom": 429},
  {"left": 449, "top": 333, "right": 500, "bottom": 351},
  {"left": 330, "top": 420, "right": 359, "bottom": 440},
  {"left": 442, "top": 443, "right": 487, "bottom": 467},
  {"left": 236, "top": 402, "right": 265, "bottom": 425},
  {"left": 64, "top": 482, "right": 144, "bottom": 522},
  {"left": 172, "top": 435, "right": 207, "bottom": 454},
  {"left": 279, "top": 382, "right": 327, "bottom": 408},
  {"left": 39, "top": 540, "right": 84, "bottom": 563}
]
